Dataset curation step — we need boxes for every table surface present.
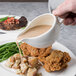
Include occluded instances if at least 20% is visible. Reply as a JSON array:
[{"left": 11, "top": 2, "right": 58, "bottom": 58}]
[{"left": 0, "top": 2, "right": 76, "bottom": 56}]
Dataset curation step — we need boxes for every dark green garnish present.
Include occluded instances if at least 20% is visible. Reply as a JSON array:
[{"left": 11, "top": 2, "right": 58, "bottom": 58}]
[{"left": 0, "top": 16, "right": 8, "bottom": 22}]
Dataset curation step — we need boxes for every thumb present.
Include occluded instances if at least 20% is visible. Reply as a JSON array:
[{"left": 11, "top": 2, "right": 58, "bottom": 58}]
[{"left": 53, "top": 1, "right": 70, "bottom": 16}]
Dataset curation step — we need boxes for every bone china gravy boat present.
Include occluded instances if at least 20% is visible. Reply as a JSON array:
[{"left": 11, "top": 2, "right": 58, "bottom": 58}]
[{"left": 17, "top": 13, "right": 61, "bottom": 48}]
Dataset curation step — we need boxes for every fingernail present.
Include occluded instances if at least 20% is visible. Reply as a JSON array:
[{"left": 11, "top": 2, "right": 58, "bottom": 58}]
[{"left": 52, "top": 10, "right": 57, "bottom": 15}]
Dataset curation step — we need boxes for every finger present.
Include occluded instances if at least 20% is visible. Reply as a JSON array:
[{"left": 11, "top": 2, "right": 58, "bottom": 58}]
[
  {"left": 63, "top": 18, "right": 74, "bottom": 25},
  {"left": 59, "top": 13, "right": 69, "bottom": 18},
  {"left": 71, "top": 18, "right": 76, "bottom": 25},
  {"left": 53, "top": 1, "right": 70, "bottom": 16}
]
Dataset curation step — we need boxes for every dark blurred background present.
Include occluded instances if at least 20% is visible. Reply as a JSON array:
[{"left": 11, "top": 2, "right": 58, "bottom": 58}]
[{"left": 0, "top": 0, "right": 47, "bottom": 2}]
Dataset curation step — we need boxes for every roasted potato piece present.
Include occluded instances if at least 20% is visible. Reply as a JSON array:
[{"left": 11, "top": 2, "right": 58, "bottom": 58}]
[
  {"left": 27, "top": 68, "right": 37, "bottom": 76},
  {"left": 16, "top": 69, "right": 22, "bottom": 74},
  {"left": 20, "top": 63, "right": 28, "bottom": 74},
  {"left": 12, "top": 59, "right": 21, "bottom": 69},
  {"left": 21, "top": 57, "right": 27, "bottom": 63},
  {"left": 28, "top": 57, "right": 38, "bottom": 67},
  {"left": 14, "top": 53, "right": 21, "bottom": 60},
  {"left": 6, "top": 56, "right": 15, "bottom": 68}
]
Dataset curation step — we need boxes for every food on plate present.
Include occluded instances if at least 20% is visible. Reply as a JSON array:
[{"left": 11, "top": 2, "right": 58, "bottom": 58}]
[
  {"left": 0, "top": 42, "right": 71, "bottom": 76},
  {"left": 28, "top": 57, "right": 38, "bottom": 67},
  {"left": 6, "top": 53, "right": 41, "bottom": 75},
  {"left": 20, "top": 63, "right": 28, "bottom": 74},
  {"left": 0, "top": 16, "right": 8, "bottom": 22},
  {"left": 0, "top": 42, "right": 19, "bottom": 62},
  {"left": 0, "top": 16, "right": 27, "bottom": 30},
  {"left": 27, "top": 68, "right": 37, "bottom": 76},
  {"left": 28, "top": 57, "right": 41, "bottom": 69},
  {"left": 5, "top": 56, "right": 15, "bottom": 68},
  {"left": 20, "top": 42, "right": 71, "bottom": 72},
  {"left": 20, "top": 43, "right": 52, "bottom": 57},
  {"left": 42, "top": 50, "right": 71, "bottom": 72}
]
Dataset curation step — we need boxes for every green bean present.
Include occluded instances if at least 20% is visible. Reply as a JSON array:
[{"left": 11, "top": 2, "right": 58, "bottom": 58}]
[
  {"left": 0, "top": 51, "right": 8, "bottom": 56},
  {"left": 0, "top": 42, "right": 16, "bottom": 49},
  {"left": 0, "top": 42, "right": 17, "bottom": 52},
  {"left": 0, "top": 42, "right": 19, "bottom": 62},
  {"left": 2, "top": 52, "right": 15, "bottom": 59}
]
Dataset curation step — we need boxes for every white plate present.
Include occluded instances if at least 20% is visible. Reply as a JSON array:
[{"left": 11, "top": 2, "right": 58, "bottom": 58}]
[
  {"left": 0, "top": 15, "right": 76, "bottom": 76},
  {"left": 0, "top": 15, "right": 26, "bottom": 34},
  {"left": 0, "top": 39, "right": 76, "bottom": 76}
]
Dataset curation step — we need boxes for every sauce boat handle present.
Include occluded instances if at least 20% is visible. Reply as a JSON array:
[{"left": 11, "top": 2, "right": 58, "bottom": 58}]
[{"left": 56, "top": 16, "right": 63, "bottom": 25}]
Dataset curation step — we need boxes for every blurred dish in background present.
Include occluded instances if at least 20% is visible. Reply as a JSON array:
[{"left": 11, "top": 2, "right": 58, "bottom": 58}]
[{"left": 0, "top": 16, "right": 28, "bottom": 30}]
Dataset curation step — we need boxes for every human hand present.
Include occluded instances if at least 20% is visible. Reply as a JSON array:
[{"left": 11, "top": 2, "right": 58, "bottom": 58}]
[{"left": 53, "top": 0, "right": 76, "bottom": 25}]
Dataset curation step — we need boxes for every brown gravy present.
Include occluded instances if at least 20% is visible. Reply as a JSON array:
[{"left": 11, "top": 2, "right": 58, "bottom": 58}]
[{"left": 17, "top": 25, "right": 51, "bottom": 41}]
